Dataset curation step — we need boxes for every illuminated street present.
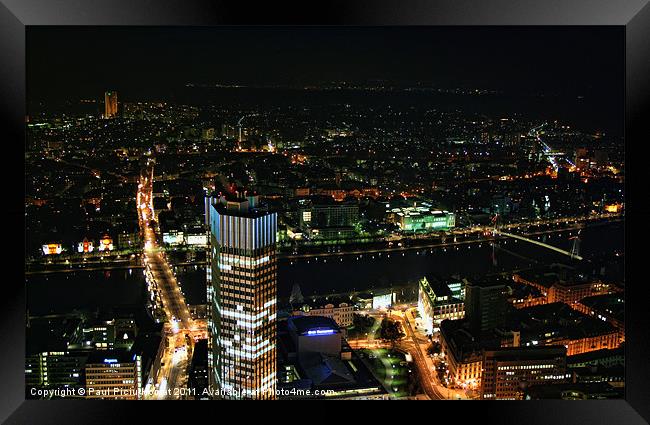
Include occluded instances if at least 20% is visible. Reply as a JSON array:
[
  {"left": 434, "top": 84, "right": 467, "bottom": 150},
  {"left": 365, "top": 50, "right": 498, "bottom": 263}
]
[
  {"left": 349, "top": 308, "right": 448, "bottom": 399},
  {"left": 138, "top": 160, "right": 192, "bottom": 328},
  {"left": 137, "top": 159, "right": 206, "bottom": 399},
  {"left": 394, "top": 307, "right": 468, "bottom": 400}
]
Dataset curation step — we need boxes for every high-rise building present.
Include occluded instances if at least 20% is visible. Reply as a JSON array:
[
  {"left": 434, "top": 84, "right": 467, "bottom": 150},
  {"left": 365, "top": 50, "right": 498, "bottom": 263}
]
[
  {"left": 464, "top": 277, "right": 508, "bottom": 334},
  {"left": 104, "top": 91, "right": 118, "bottom": 119},
  {"left": 206, "top": 193, "right": 277, "bottom": 399}
]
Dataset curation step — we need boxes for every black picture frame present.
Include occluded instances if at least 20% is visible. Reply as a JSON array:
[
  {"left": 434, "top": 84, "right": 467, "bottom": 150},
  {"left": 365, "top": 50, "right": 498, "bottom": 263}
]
[{"left": 3, "top": 0, "right": 649, "bottom": 423}]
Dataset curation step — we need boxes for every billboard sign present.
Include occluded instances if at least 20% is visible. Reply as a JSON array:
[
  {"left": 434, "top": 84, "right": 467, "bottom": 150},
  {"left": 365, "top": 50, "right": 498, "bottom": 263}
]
[
  {"left": 373, "top": 293, "right": 394, "bottom": 310},
  {"left": 163, "top": 232, "right": 184, "bottom": 245},
  {"left": 77, "top": 239, "right": 94, "bottom": 253},
  {"left": 185, "top": 234, "right": 207, "bottom": 246},
  {"left": 98, "top": 235, "right": 114, "bottom": 251},
  {"left": 42, "top": 243, "right": 63, "bottom": 255}
]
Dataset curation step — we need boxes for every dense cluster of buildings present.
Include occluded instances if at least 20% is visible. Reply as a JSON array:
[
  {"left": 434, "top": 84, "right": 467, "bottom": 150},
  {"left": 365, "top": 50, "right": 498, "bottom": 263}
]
[
  {"left": 513, "top": 264, "right": 620, "bottom": 305},
  {"left": 26, "top": 88, "right": 624, "bottom": 261},
  {"left": 201, "top": 191, "right": 398, "bottom": 399},
  {"left": 426, "top": 263, "right": 624, "bottom": 399},
  {"left": 26, "top": 314, "right": 163, "bottom": 400},
  {"left": 199, "top": 187, "right": 624, "bottom": 400}
]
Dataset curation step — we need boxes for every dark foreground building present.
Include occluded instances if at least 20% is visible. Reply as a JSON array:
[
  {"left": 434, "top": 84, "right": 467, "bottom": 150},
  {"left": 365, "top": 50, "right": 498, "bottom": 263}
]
[{"left": 481, "top": 346, "right": 568, "bottom": 400}]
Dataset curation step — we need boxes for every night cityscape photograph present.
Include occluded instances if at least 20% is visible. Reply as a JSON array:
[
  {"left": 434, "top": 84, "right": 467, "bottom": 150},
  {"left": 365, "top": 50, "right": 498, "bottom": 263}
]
[{"left": 25, "top": 27, "right": 625, "bottom": 401}]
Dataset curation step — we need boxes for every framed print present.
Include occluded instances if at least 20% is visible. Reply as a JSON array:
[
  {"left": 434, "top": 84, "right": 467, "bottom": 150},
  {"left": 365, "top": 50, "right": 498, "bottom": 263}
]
[{"left": 2, "top": 0, "right": 649, "bottom": 423}]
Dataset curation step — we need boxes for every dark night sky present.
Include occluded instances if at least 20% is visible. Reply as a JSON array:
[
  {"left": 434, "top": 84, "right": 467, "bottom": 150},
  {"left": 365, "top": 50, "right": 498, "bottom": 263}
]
[
  {"left": 27, "top": 26, "right": 623, "bottom": 130},
  {"left": 28, "top": 27, "right": 623, "bottom": 94}
]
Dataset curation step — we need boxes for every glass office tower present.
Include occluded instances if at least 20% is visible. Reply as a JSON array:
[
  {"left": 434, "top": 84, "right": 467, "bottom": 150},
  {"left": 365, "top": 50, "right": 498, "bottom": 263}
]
[{"left": 206, "top": 194, "right": 277, "bottom": 399}]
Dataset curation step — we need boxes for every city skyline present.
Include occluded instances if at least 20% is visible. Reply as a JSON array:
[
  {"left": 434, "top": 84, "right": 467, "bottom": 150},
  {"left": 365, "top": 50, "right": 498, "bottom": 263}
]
[{"left": 27, "top": 27, "right": 624, "bottom": 137}]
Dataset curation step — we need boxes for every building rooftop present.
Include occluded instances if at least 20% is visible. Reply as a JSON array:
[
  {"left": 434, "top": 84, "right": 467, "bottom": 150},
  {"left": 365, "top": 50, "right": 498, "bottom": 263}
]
[
  {"left": 288, "top": 316, "right": 341, "bottom": 336},
  {"left": 298, "top": 296, "right": 353, "bottom": 310},
  {"left": 210, "top": 199, "right": 271, "bottom": 219},
  {"left": 515, "top": 264, "right": 593, "bottom": 289},
  {"left": 440, "top": 319, "right": 492, "bottom": 360},
  {"left": 295, "top": 195, "right": 358, "bottom": 207},
  {"left": 26, "top": 316, "right": 82, "bottom": 354},
  {"left": 507, "top": 280, "right": 543, "bottom": 300},
  {"left": 570, "top": 364, "right": 624, "bottom": 381},
  {"left": 129, "top": 331, "right": 162, "bottom": 364},
  {"left": 86, "top": 350, "right": 136, "bottom": 365},
  {"left": 385, "top": 197, "right": 452, "bottom": 216},
  {"left": 299, "top": 352, "right": 355, "bottom": 386},
  {"left": 419, "top": 276, "right": 463, "bottom": 305},
  {"left": 191, "top": 339, "right": 208, "bottom": 368},
  {"left": 510, "top": 302, "right": 618, "bottom": 342},
  {"left": 465, "top": 274, "right": 512, "bottom": 289},
  {"left": 578, "top": 293, "right": 624, "bottom": 323},
  {"left": 483, "top": 345, "right": 567, "bottom": 361},
  {"left": 567, "top": 346, "right": 624, "bottom": 366}
]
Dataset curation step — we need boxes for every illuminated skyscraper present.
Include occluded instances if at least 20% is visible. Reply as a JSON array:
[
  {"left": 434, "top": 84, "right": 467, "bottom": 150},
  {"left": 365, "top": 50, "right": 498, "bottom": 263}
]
[
  {"left": 104, "top": 91, "right": 118, "bottom": 119},
  {"left": 205, "top": 193, "right": 277, "bottom": 399}
]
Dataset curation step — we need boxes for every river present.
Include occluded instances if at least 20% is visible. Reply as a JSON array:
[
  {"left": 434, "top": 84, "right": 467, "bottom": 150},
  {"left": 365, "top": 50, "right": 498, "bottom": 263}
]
[{"left": 26, "top": 221, "right": 623, "bottom": 313}]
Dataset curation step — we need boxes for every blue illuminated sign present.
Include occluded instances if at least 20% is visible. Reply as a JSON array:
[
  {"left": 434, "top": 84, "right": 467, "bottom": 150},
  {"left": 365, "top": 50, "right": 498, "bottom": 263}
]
[
  {"left": 104, "top": 358, "right": 118, "bottom": 364},
  {"left": 306, "top": 329, "right": 335, "bottom": 336}
]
